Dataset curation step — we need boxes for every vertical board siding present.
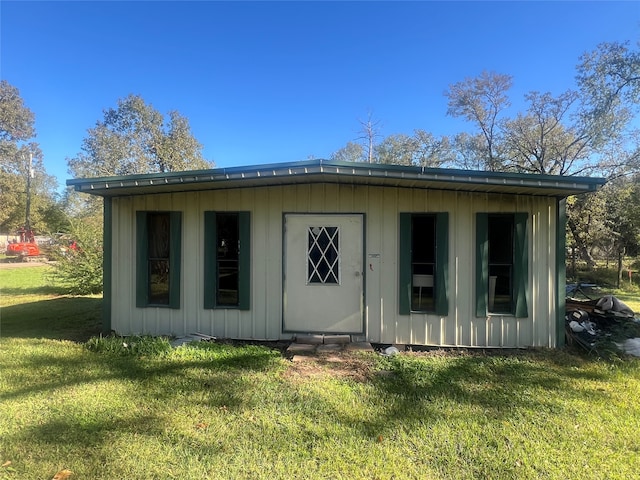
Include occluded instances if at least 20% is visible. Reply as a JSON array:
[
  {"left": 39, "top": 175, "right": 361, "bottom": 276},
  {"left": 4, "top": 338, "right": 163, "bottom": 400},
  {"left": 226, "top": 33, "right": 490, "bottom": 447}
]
[
  {"left": 110, "top": 185, "right": 558, "bottom": 347},
  {"left": 364, "top": 186, "right": 382, "bottom": 343}
]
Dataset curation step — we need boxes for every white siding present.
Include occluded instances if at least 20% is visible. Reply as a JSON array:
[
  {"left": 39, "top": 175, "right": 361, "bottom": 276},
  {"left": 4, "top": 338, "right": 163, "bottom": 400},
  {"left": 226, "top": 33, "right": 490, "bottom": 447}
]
[{"left": 110, "top": 184, "right": 559, "bottom": 347}]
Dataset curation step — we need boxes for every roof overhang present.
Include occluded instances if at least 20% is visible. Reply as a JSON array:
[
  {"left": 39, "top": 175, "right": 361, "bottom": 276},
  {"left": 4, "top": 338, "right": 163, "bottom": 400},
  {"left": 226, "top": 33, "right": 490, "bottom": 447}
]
[{"left": 66, "top": 159, "right": 606, "bottom": 198}]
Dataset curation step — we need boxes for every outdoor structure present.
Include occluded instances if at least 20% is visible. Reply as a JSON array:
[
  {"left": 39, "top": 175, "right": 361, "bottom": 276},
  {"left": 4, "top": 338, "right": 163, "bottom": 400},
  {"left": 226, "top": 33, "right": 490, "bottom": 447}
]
[{"left": 68, "top": 160, "right": 605, "bottom": 348}]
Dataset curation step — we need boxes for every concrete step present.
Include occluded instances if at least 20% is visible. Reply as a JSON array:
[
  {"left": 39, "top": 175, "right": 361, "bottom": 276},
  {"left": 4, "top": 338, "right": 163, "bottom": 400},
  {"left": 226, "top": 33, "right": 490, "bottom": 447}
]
[{"left": 294, "top": 334, "right": 352, "bottom": 345}]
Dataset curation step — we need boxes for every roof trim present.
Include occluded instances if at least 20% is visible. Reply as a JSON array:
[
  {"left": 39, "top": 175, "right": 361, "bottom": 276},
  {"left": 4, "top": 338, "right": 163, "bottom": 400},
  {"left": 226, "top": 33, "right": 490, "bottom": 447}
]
[{"left": 66, "top": 159, "right": 606, "bottom": 198}]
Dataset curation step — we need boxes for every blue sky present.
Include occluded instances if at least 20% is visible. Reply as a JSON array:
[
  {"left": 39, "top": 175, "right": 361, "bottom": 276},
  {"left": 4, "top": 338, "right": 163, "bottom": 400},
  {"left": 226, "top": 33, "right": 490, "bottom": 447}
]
[{"left": 2, "top": 1, "right": 639, "bottom": 187}]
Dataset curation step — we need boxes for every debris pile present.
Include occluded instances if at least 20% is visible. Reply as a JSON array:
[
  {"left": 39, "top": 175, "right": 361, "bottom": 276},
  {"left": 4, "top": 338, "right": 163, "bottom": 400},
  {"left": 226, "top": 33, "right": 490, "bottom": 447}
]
[{"left": 566, "top": 291, "right": 640, "bottom": 356}]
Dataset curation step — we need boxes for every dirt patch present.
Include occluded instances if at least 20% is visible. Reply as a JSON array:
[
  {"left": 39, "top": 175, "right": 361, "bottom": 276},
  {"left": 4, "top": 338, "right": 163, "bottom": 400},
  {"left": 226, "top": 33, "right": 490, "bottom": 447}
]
[
  {"left": 284, "top": 351, "right": 375, "bottom": 382},
  {"left": 202, "top": 337, "right": 377, "bottom": 381}
]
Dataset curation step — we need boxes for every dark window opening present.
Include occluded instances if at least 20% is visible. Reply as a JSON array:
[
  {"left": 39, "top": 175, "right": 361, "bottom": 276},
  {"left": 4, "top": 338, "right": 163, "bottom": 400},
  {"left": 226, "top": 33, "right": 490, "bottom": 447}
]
[
  {"left": 411, "top": 215, "right": 436, "bottom": 311},
  {"left": 147, "top": 213, "right": 171, "bottom": 305},
  {"left": 136, "top": 211, "right": 181, "bottom": 309},
  {"left": 216, "top": 213, "right": 239, "bottom": 306},
  {"left": 488, "top": 215, "right": 514, "bottom": 313}
]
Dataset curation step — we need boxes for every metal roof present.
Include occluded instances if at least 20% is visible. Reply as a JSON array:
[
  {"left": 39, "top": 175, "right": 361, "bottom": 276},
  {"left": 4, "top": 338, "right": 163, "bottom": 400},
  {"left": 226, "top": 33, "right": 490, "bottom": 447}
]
[{"left": 66, "top": 159, "right": 606, "bottom": 198}]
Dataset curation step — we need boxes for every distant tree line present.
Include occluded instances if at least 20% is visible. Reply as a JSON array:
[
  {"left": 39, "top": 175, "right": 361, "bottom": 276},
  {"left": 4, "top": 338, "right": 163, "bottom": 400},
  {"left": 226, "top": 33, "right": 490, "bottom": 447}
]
[
  {"left": 0, "top": 85, "right": 212, "bottom": 293},
  {"left": 331, "top": 41, "right": 640, "bottom": 273},
  {"left": 1, "top": 41, "right": 637, "bottom": 293}
]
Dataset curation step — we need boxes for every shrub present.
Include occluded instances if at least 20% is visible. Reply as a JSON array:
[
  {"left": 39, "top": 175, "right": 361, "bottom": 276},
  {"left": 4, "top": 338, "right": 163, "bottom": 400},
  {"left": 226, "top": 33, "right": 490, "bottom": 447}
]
[{"left": 49, "top": 218, "right": 103, "bottom": 294}]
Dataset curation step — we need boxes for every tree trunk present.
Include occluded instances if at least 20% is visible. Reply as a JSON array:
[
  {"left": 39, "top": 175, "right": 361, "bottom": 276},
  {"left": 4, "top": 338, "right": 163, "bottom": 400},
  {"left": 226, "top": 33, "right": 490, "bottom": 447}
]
[
  {"left": 567, "top": 217, "right": 596, "bottom": 270},
  {"left": 617, "top": 247, "right": 625, "bottom": 288}
]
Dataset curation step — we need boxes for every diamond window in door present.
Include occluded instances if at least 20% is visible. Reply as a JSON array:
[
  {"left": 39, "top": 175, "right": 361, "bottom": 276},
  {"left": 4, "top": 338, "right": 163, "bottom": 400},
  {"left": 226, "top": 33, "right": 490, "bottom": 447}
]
[{"left": 307, "top": 226, "right": 340, "bottom": 284}]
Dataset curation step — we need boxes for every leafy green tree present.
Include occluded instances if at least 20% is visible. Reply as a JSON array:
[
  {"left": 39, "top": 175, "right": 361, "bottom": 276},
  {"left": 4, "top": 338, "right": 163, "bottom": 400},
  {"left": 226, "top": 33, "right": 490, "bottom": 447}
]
[
  {"left": 67, "top": 94, "right": 213, "bottom": 178},
  {"left": 332, "top": 125, "right": 451, "bottom": 168},
  {"left": 445, "top": 43, "right": 639, "bottom": 268},
  {"left": 599, "top": 177, "right": 640, "bottom": 261},
  {"left": 0, "top": 80, "right": 35, "bottom": 229},
  {"left": 576, "top": 41, "right": 640, "bottom": 178},
  {"left": 0, "top": 81, "right": 34, "bottom": 141},
  {"left": 567, "top": 191, "right": 607, "bottom": 271},
  {"left": 62, "top": 94, "right": 214, "bottom": 293},
  {"left": 576, "top": 42, "right": 639, "bottom": 144},
  {"left": 449, "top": 132, "right": 486, "bottom": 170},
  {"left": 411, "top": 130, "right": 452, "bottom": 167},
  {"left": 568, "top": 42, "right": 639, "bottom": 269},
  {"left": 375, "top": 134, "right": 416, "bottom": 165},
  {"left": 2, "top": 150, "right": 61, "bottom": 233},
  {"left": 375, "top": 130, "right": 450, "bottom": 167},
  {"left": 445, "top": 71, "right": 512, "bottom": 172},
  {"left": 597, "top": 130, "right": 640, "bottom": 178},
  {"left": 501, "top": 91, "right": 597, "bottom": 175},
  {"left": 330, "top": 141, "right": 366, "bottom": 163},
  {"left": 0, "top": 80, "right": 64, "bottom": 234},
  {"left": 446, "top": 76, "right": 599, "bottom": 176}
]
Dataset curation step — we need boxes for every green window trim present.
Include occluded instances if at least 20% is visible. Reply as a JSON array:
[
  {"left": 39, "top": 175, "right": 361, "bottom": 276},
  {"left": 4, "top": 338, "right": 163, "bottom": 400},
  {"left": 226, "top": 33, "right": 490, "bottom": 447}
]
[
  {"left": 399, "top": 213, "right": 412, "bottom": 315},
  {"left": 434, "top": 212, "right": 449, "bottom": 316},
  {"left": 475, "top": 213, "right": 489, "bottom": 317},
  {"left": 475, "top": 212, "right": 529, "bottom": 318},
  {"left": 135, "top": 211, "right": 182, "bottom": 309},
  {"left": 203, "top": 211, "right": 251, "bottom": 310},
  {"left": 399, "top": 212, "right": 449, "bottom": 315}
]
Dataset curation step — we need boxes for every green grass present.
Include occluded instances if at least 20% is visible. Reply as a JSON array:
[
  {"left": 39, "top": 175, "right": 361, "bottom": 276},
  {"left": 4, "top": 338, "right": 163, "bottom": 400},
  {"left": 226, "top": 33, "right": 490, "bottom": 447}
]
[
  {"left": 1, "top": 266, "right": 640, "bottom": 479},
  {"left": 0, "top": 265, "right": 102, "bottom": 341}
]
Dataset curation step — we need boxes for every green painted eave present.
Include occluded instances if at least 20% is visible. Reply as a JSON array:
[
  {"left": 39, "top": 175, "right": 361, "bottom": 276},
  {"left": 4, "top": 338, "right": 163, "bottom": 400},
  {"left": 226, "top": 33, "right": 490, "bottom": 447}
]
[{"left": 66, "top": 159, "right": 606, "bottom": 198}]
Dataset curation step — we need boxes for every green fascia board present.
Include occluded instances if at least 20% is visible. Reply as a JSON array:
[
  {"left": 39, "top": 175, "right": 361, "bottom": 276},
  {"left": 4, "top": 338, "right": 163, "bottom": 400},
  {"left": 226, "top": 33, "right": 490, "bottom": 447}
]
[
  {"left": 102, "top": 197, "right": 112, "bottom": 333},
  {"left": 66, "top": 159, "right": 606, "bottom": 197}
]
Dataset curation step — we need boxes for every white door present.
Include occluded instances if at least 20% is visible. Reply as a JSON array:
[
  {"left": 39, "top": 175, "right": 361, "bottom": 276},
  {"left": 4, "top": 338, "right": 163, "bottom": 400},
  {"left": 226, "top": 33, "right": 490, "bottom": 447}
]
[{"left": 283, "top": 214, "right": 364, "bottom": 334}]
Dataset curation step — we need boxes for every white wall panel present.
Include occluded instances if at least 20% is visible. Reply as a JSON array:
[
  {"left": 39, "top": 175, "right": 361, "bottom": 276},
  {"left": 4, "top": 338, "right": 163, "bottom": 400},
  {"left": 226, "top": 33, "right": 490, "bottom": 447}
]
[{"left": 109, "top": 184, "right": 559, "bottom": 347}]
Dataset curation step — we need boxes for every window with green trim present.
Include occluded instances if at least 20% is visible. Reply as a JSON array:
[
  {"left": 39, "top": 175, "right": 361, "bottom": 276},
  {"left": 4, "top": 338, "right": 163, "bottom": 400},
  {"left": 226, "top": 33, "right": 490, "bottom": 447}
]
[
  {"left": 399, "top": 212, "right": 449, "bottom": 315},
  {"left": 136, "top": 211, "right": 182, "bottom": 309},
  {"left": 204, "top": 211, "right": 250, "bottom": 310},
  {"left": 475, "top": 212, "right": 528, "bottom": 317}
]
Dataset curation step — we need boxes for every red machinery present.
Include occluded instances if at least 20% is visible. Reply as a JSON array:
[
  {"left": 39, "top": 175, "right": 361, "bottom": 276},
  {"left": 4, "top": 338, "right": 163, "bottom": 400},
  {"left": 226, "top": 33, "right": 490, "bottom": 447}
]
[
  {"left": 6, "top": 153, "right": 45, "bottom": 261},
  {"left": 5, "top": 227, "right": 42, "bottom": 261}
]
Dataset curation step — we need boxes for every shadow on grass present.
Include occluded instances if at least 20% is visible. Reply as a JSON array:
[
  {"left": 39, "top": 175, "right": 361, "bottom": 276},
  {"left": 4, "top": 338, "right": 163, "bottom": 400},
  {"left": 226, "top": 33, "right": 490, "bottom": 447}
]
[
  {"left": 2, "top": 339, "right": 636, "bottom": 477},
  {"left": 18, "top": 414, "right": 165, "bottom": 450},
  {"left": 0, "top": 342, "right": 283, "bottom": 406},
  {"left": 1, "top": 284, "right": 67, "bottom": 297},
  {"left": 0, "top": 296, "right": 102, "bottom": 342},
  {"left": 1, "top": 341, "right": 283, "bottom": 460},
  {"left": 346, "top": 351, "right": 614, "bottom": 438}
]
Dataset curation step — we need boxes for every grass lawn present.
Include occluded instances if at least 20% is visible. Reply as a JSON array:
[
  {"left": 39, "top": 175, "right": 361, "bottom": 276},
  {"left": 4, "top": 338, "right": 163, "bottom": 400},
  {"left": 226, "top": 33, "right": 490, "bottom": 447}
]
[{"left": 1, "top": 265, "right": 640, "bottom": 479}]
